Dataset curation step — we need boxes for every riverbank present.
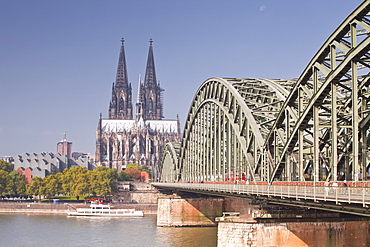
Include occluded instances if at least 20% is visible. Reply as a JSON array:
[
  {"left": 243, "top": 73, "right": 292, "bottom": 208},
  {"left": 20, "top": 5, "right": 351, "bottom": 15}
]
[{"left": 0, "top": 202, "right": 158, "bottom": 215}]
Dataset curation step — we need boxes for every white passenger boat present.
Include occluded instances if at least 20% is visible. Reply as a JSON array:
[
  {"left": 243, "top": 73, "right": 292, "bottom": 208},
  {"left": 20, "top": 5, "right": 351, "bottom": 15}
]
[{"left": 67, "top": 202, "right": 144, "bottom": 217}]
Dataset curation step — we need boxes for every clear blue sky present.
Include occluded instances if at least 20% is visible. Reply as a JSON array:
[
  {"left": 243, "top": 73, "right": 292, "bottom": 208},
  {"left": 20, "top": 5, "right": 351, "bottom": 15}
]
[{"left": 0, "top": 0, "right": 363, "bottom": 157}]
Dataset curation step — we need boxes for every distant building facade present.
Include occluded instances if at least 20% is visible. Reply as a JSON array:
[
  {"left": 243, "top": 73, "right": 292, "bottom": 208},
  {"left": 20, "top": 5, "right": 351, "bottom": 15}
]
[
  {"left": 14, "top": 152, "right": 94, "bottom": 182},
  {"left": 95, "top": 38, "right": 181, "bottom": 179},
  {"left": 0, "top": 156, "right": 14, "bottom": 164},
  {"left": 57, "top": 133, "right": 72, "bottom": 158},
  {"left": 14, "top": 137, "right": 94, "bottom": 182}
]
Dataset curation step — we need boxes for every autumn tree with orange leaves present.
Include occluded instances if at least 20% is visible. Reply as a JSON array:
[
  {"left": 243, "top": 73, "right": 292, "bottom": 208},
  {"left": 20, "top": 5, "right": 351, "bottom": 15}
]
[{"left": 124, "top": 168, "right": 141, "bottom": 180}]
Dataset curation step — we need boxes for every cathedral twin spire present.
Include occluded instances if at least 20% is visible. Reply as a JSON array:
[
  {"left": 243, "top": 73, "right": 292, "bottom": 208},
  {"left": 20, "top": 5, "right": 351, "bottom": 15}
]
[
  {"left": 115, "top": 38, "right": 129, "bottom": 88},
  {"left": 109, "top": 38, "right": 132, "bottom": 119},
  {"left": 109, "top": 38, "right": 163, "bottom": 121},
  {"left": 144, "top": 39, "right": 157, "bottom": 88}
]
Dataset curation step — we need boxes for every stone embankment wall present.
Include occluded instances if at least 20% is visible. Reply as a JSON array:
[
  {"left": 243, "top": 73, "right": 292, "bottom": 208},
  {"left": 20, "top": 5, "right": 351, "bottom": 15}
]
[
  {"left": 114, "top": 182, "right": 161, "bottom": 204},
  {"left": 115, "top": 204, "right": 158, "bottom": 214},
  {"left": 130, "top": 191, "right": 160, "bottom": 204},
  {"left": 0, "top": 202, "right": 158, "bottom": 215},
  {"left": 218, "top": 220, "right": 370, "bottom": 246},
  {"left": 0, "top": 202, "right": 71, "bottom": 214},
  {"left": 131, "top": 183, "right": 160, "bottom": 204}
]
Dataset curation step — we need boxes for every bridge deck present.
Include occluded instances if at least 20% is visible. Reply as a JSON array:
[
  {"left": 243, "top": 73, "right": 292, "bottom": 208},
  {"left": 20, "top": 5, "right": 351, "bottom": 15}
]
[{"left": 152, "top": 182, "right": 370, "bottom": 217}]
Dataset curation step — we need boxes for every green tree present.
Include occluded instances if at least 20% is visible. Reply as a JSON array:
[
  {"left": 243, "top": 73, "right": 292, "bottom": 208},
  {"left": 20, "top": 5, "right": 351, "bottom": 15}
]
[
  {"left": 89, "top": 167, "right": 117, "bottom": 197},
  {"left": 126, "top": 163, "right": 138, "bottom": 170},
  {"left": 21, "top": 166, "right": 120, "bottom": 200},
  {"left": 126, "top": 163, "right": 151, "bottom": 177},
  {"left": 0, "top": 162, "right": 27, "bottom": 198},
  {"left": 88, "top": 170, "right": 99, "bottom": 196},
  {"left": 137, "top": 164, "right": 151, "bottom": 177},
  {"left": 72, "top": 173, "right": 90, "bottom": 199},
  {"left": 0, "top": 170, "right": 9, "bottom": 195},
  {"left": 60, "top": 166, "right": 88, "bottom": 195},
  {"left": 43, "top": 174, "right": 59, "bottom": 197},
  {"left": 0, "top": 160, "right": 13, "bottom": 173},
  {"left": 54, "top": 173, "right": 64, "bottom": 194},
  {"left": 125, "top": 168, "right": 141, "bottom": 181},
  {"left": 26, "top": 177, "right": 44, "bottom": 199},
  {"left": 6, "top": 171, "right": 26, "bottom": 196},
  {"left": 60, "top": 168, "right": 73, "bottom": 195},
  {"left": 117, "top": 171, "right": 132, "bottom": 181}
]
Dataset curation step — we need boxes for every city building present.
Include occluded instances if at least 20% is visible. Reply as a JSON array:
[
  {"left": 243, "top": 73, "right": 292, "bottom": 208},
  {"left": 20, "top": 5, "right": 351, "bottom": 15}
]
[
  {"left": 95, "top": 38, "right": 181, "bottom": 179},
  {"left": 57, "top": 132, "right": 72, "bottom": 158},
  {"left": 14, "top": 137, "right": 94, "bottom": 182},
  {"left": 0, "top": 156, "right": 14, "bottom": 164}
]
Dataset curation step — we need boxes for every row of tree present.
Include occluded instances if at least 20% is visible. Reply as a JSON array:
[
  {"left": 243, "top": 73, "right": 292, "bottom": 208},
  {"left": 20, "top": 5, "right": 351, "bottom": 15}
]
[
  {"left": 27, "top": 166, "right": 118, "bottom": 199},
  {"left": 0, "top": 160, "right": 150, "bottom": 199},
  {"left": 0, "top": 161, "right": 27, "bottom": 197}
]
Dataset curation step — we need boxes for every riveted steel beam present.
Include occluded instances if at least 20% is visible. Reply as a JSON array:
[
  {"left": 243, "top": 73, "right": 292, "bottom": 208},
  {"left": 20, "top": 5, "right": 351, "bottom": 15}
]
[{"left": 159, "top": 1, "right": 370, "bottom": 185}]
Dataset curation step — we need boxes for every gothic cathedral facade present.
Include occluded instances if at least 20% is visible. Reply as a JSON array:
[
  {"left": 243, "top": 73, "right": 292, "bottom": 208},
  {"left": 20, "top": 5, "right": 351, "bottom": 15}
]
[{"left": 95, "top": 39, "right": 181, "bottom": 179}]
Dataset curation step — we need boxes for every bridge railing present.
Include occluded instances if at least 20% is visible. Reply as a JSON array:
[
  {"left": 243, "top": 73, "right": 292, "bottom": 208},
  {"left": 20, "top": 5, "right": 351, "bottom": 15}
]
[{"left": 152, "top": 182, "right": 370, "bottom": 207}]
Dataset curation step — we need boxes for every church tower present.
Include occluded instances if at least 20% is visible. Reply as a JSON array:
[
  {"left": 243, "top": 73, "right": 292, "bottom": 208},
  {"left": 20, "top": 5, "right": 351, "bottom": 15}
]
[
  {"left": 96, "top": 38, "right": 181, "bottom": 176},
  {"left": 136, "top": 74, "right": 143, "bottom": 121},
  {"left": 109, "top": 38, "right": 133, "bottom": 120},
  {"left": 139, "top": 39, "right": 163, "bottom": 120}
]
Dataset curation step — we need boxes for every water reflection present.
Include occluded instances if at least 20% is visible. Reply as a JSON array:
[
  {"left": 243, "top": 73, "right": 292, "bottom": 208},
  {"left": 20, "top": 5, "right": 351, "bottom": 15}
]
[
  {"left": 156, "top": 226, "right": 217, "bottom": 247},
  {"left": 0, "top": 214, "right": 217, "bottom": 247}
]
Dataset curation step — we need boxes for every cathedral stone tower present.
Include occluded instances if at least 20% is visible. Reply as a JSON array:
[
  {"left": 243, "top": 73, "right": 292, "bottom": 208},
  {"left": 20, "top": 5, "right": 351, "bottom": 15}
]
[
  {"left": 95, "top": 38, "right": 181, "bottom": 179},
  {"left": 109, "top": 38, "right": 133, "bottom": 120},
  {"left": 140, "top": 38, "right": 163, "bottom": 120}
]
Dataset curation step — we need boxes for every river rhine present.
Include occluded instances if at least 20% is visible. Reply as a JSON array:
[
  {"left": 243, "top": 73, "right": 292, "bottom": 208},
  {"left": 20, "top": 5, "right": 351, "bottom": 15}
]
[{"left": 0, "top": 214, "right": 217, "bottom": 247}]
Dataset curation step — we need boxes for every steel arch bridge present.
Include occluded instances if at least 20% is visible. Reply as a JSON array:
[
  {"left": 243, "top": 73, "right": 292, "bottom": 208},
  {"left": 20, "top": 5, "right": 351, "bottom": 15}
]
[{"left": 160, "top": 0, "right": 370, "bottom": 184}]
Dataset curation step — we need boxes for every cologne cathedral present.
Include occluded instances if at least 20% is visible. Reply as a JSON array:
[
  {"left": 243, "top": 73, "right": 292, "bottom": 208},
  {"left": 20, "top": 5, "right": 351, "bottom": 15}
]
[{"left": 95, "top": 38, "right": 181, "bottom": 179}]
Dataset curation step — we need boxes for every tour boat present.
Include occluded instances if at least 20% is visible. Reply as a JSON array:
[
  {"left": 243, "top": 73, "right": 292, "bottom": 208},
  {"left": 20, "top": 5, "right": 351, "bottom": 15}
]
[{"left": 67, "top": 202, "right": 144, "bottom": 217}]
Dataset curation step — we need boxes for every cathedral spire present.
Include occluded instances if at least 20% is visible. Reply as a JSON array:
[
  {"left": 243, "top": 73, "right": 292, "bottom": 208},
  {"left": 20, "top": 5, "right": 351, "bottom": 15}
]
[
  {"left": 137, "top": 74, "right": 142, "bottom": 104},
  {"left": 144, "top": 38, "right": 157, "bottom": 87},
  {"left": 115, "top": 37, "right": 129, "bottom": 87},
  {"left": 96, "top": 38, "right": 181, "bottom": 177},
  {"left": 140, "top": 38, "right": 163, "bottom": 120},
  {"left": 136, "top": 74, "right": 143, "bottom": 120},
  {"left": 109, "top": 38, "right": 133, "bottom": 120}
]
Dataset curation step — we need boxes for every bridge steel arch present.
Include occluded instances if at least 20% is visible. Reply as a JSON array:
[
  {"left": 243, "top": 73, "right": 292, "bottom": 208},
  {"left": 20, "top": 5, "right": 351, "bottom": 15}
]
[
  {"left": 176, "top": 78, "right": 295, "bottom": 183},
  {"left": 160, "top": 0, "right": 370, "bottom": 184},
  {"left": 266, "top": 0, "right": 370, "bottom": 183},
  {"left": 160, "top": 142, "right": 181, "bottom": 181}
]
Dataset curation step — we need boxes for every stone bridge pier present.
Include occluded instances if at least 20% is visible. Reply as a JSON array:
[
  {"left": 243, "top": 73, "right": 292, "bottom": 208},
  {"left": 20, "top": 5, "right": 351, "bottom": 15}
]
[
  {"left": 217, "top": 218, "right": 370, "bottom": 246},
  {"left": 157, "top": 194, "right": 370, "bottom": 246},
  {"left": 157, "top": 195, "right": 222, "bottom": 227},
  {"left": 156, "top": 194, "right": 258, "bottom": 227}
]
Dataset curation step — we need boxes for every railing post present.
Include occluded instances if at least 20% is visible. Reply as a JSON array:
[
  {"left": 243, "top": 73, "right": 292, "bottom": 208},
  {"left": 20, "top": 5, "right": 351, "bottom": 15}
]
[
  {"left": 296, "top": 185, "right": 298, "bottom": 200},
  {"left": 280, "top": 184, "right": 283, "bottom": 198},
  {"left": 348, "top": 186, "right": 351, "bottom": 204},
  {"left": 272, "top": 184, "right": 274, "bottom": 197},
  {"left": 304, "top": 184, "right": 307, "bottom": 200},
  {"left": 363, "top": 187, "right": 365, "bottom": 207}
]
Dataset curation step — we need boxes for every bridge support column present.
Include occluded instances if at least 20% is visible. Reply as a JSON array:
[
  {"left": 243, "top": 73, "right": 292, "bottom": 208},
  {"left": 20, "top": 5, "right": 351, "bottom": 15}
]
[
  {"left": 217, "top": 217, "right": 370, "bottom": 246},
  {"left": 157, "top": 195, "right": 223, "bottom": 226}
]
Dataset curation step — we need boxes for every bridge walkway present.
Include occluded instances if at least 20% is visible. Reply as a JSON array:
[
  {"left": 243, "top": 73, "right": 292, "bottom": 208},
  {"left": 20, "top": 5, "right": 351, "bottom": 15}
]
[{"left": 152, "top": 182, "right": 370, "bottom": 217}]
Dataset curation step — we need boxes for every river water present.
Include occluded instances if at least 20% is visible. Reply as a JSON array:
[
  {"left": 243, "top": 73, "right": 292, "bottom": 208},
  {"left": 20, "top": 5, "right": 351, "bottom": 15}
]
[{"left": 0, "top": 214, "right": 217, "bottom": 247}]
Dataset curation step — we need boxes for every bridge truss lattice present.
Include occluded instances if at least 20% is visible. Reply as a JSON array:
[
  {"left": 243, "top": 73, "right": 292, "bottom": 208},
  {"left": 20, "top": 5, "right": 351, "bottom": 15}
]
[{"left": 161, "top": 0, "right": 370, "bottom": 184}]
